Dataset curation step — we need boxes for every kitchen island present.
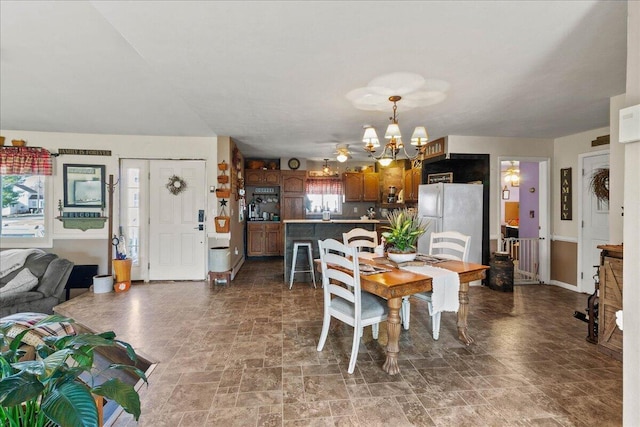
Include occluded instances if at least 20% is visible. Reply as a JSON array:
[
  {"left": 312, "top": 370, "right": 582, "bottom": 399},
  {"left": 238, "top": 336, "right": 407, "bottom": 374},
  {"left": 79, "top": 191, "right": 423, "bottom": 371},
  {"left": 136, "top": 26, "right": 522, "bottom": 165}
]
[{"left": 283, "top": 219, "right": 381, "bottom": 284}]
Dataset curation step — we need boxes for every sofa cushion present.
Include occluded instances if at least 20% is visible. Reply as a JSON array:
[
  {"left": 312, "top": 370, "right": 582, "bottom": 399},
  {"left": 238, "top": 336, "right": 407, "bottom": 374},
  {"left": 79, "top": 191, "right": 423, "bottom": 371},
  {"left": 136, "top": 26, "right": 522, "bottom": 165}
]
[
  {"left": 0, "top": 268, "right": 39, "bottom": 297},
  {"left": 0, "top": 291, "right": 44, "bottom": 307},
  {"left": 0, "top": 252, "right": 57, "bottom": 285}
]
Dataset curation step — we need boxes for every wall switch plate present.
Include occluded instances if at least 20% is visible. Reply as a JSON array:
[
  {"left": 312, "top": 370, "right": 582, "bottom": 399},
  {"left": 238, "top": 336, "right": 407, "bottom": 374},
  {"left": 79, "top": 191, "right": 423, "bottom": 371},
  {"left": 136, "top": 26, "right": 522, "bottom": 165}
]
[{"left": 353, "top": 207, "right": 358, "bottom": 213}]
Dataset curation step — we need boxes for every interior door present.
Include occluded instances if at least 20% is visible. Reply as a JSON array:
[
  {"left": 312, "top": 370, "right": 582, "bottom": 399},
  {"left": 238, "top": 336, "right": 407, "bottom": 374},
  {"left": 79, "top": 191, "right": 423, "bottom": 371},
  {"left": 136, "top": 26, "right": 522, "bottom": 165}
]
[
  {"left": 579, "top": 153, "right": 609, "bottom": 293},
  {"left": 149, "top": 160, "right": 206, "bottom": 280}
]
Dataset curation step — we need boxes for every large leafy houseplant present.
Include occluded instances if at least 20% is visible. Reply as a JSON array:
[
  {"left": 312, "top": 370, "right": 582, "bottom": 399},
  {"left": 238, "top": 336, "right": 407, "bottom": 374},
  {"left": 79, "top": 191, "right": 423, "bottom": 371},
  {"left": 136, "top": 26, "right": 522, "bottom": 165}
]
[
  {"left": 0, "top": 315, "right": 148, "bottom": 427},
  {"left": 382, "top": 208, "right": 428, "bottom": 253}
]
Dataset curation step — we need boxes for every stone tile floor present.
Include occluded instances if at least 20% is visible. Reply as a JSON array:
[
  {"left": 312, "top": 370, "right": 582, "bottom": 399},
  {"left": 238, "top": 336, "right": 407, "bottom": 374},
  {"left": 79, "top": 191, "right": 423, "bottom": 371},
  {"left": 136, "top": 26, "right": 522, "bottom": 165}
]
[{"left": 56, "top": 259, "right": 622, "bottom": 426}]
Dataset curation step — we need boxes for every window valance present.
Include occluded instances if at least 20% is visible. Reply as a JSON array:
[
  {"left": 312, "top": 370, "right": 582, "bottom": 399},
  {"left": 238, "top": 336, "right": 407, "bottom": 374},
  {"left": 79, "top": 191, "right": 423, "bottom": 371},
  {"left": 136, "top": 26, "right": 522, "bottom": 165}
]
[
  {"left": 0, "top": 147, "right": 53, "bottom": 175},
  {"left": 306, "top": 178, "right": 343, "bottom": 195}
]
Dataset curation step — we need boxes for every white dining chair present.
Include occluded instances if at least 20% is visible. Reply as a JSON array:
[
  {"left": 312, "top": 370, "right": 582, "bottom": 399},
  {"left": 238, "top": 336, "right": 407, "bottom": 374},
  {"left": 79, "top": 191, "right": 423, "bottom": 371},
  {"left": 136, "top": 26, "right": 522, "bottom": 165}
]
[
  {"left": 316, "top": 238, "right": 388, "bottom": 374},
  {"left": 401, "top": 231, "right": 470, "bottom": 339},
  {"left": 342, "top": 228, "right": 379, "bottom": 253}
]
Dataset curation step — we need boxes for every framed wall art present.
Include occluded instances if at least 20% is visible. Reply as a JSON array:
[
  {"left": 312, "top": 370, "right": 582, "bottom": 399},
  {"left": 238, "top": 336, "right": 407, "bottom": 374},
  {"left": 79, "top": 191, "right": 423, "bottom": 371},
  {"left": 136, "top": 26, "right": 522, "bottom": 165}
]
[{"left": 63, "top": 164, "right": 106, "bottom": 207}]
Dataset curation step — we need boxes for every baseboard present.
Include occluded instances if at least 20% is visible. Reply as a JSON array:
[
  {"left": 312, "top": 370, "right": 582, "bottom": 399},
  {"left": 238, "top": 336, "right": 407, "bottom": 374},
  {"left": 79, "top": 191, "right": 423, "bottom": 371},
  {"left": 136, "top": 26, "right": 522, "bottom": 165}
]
[
  {"left": 549, "top": 279, "right": 583, "bottom": 293},
  {"left": 231, "top": 256, "right": 245, "bottom": 280}
]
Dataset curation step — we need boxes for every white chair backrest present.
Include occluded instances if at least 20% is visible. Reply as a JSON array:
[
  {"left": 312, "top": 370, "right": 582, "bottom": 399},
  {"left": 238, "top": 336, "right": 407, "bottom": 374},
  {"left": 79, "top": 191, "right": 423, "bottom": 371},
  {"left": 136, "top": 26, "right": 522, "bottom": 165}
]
[
  {"left": 429, "top": 231, "right": 471, "bottom": 262},
  {"left": 342, "top": 228, "right": 378, "bottom": 252},
  {"left": 318, "top": 238, "right": 362, "bottom": 312}
]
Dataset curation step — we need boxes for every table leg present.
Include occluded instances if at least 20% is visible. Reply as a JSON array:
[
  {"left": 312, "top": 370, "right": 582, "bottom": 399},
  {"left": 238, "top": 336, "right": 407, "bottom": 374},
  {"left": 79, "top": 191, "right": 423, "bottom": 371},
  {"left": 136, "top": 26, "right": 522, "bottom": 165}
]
[
  {"left": 457, "top": 282, "right": 474, "bottom": 345},
  {"left": 382, "top": 296, "right": 402, "bottom": 375}
]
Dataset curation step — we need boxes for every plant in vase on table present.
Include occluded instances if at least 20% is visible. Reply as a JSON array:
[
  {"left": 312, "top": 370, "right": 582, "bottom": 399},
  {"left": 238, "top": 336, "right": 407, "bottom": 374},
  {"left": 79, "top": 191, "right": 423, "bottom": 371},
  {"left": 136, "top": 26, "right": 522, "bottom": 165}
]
[{"left": 382, "top": 208, "right": 428, "bottom": 263}]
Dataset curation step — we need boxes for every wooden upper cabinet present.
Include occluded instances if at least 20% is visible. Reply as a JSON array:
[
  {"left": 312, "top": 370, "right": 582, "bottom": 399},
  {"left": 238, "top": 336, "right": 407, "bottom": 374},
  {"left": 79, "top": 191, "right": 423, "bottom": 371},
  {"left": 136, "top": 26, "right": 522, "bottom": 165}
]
[
  {"left": 281, "top": 171, "right": 306, "bottom": 194},
  {"left": 343, "top": 172, "right": 363, "bottom": 202},
  {"left": 344, "top": 172, "right": 379, "bottom": 202},
  {"left": 245, "top": 169, "right": 281, "bottom": 186},
  {"left": 363, "top": 173, "right": 379, "bottom": 202},
  {"left": 403, "top": 168, "right": 422, "bottom": 202}
]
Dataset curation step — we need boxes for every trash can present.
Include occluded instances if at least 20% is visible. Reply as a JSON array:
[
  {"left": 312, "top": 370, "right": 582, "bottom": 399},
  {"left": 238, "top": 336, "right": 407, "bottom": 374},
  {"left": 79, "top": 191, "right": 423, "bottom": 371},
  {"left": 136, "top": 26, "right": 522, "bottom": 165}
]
[
  {"left": 209, "top": 247, "right": 230, "bottom": 273},
  {"left": 488, "top": 251, "right": 514, "bottom": 292}
]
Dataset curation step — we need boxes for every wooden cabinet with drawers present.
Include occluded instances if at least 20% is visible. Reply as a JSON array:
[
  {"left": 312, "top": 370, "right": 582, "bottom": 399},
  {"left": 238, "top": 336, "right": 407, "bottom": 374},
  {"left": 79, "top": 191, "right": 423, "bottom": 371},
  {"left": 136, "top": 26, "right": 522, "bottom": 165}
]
[
  {"left": 598, "top": 244, "right": 623, "bottom": 360},
  {"left": 245, "top": 169, "right": 281, "bottom": 186},
  {"left": 343, "top": 172, "right": 379, "bottom": 202},
  {"left": 247, "top": 222, "right": 282, "bottom": 256}
]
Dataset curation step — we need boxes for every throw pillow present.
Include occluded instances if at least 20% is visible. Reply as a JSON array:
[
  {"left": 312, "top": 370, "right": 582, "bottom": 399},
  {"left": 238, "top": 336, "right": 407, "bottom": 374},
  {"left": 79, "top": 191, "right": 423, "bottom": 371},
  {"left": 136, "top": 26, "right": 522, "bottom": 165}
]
[
  {"left": 0, "top": 268, "right": 39, "bottom": 297},
  {"left": 1, "top": 312, "right": 76, "bottom": 348}
]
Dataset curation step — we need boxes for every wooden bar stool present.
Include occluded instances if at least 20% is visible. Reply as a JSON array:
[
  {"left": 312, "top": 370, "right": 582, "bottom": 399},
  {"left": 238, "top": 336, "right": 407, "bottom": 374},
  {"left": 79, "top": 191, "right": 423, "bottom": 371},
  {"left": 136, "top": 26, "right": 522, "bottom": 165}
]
[{"left": 289, "top": 240, "right": 316, "bottom": 289}]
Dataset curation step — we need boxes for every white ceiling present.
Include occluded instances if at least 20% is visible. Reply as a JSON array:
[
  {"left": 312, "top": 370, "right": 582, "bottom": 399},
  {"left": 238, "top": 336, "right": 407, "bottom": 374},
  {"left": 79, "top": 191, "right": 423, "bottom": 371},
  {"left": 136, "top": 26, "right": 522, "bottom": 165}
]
[{"left": 0, "top": 1, "right": 628, "bottom": 161}]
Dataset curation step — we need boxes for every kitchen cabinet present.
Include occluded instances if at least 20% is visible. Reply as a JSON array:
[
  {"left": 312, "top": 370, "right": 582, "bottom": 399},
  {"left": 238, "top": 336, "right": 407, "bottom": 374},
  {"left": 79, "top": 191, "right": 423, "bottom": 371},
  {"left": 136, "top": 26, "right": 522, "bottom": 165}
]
[
  {"left": 245, "top": 169, "right": 281, "bottom": 186},
  {"left": 598, "top": 245, "right": 623, "bottom": 361},
  {"left": 281, "top": 170, "right": 306, "bottom": 193},
  {"left": 282, "top": 195, "right": 305, "bottom": 220},
  {"left": 247, "top": 222, "right": 281, "bottom": 256},
  {"left": 343, "top": 172, "right": 379, "bottom": 202},
  {"left": 281, "top": 171, "right": 307, "bottom": 221},
  {"left": 403, "top": 167, "right": 422, "bottom": 202}
]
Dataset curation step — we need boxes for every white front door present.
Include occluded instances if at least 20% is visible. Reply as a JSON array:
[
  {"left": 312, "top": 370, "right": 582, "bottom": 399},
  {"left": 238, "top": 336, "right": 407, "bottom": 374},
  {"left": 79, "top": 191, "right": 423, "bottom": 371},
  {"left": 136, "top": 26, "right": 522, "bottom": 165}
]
[
  {"left": 120, "top": 159, "right": 207, "bottom": 281},
  {"left": 149, "top": 160, "right": 206, "bottom": 280},
  {"left": 579, "top": 152, "right": 609, "bottom": 293}
]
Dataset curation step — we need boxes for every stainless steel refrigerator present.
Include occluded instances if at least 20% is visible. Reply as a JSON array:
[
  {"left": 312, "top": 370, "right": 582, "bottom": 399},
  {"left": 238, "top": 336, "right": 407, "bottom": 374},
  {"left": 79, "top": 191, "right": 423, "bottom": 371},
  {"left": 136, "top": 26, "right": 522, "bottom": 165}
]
[{"left": 417, "top": 183, "right": 483, "bottom": 264}]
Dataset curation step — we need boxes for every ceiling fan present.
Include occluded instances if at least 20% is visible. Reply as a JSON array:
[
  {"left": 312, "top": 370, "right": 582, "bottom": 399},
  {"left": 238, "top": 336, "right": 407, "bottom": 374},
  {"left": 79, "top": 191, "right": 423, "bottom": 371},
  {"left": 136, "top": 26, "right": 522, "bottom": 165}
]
[{"left": 333, "top": 144, "right": 352, "bottom": 163}]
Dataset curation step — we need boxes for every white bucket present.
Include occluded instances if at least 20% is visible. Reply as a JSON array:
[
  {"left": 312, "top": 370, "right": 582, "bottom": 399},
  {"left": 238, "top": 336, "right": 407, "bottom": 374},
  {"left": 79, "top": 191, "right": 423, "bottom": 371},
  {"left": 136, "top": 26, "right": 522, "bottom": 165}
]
[
  {"left": 93, "top": 274, "right": 114, "bottom": 293},
  {"left": 208, "top": 246, "right": 230, "bottom": 272}
]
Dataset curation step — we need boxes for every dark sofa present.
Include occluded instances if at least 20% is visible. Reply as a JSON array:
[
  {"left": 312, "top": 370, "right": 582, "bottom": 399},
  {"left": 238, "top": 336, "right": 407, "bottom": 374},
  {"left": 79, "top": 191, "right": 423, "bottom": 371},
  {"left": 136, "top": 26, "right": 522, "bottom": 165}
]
[{"left": 0, "top": 250, "right": 74, "bottom": 317}]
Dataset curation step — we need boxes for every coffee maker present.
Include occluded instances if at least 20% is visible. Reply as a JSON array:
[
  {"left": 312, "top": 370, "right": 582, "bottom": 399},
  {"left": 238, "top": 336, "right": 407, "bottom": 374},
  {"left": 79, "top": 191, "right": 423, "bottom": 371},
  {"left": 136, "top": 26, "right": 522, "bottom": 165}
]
[
  {"left": 387, "top": 186, "right": 397, "bottom": 203},
  {"left": 248, "top": 202, "right": 258, "bottom": 220}
]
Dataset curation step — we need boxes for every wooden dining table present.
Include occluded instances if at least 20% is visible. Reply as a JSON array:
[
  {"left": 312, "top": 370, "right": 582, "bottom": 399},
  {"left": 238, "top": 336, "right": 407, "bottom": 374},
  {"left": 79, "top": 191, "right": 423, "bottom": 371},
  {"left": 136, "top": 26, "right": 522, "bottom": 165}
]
[{"left": 317, "top": 256, "right": 489, "bottom": 375}]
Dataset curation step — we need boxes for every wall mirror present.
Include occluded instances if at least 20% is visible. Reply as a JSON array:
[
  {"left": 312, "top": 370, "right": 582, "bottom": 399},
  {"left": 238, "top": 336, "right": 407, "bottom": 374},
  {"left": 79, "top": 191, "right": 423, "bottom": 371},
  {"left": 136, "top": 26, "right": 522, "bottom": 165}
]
[{"left": 63, "top": 164, "right": 106, "bottom": 207}]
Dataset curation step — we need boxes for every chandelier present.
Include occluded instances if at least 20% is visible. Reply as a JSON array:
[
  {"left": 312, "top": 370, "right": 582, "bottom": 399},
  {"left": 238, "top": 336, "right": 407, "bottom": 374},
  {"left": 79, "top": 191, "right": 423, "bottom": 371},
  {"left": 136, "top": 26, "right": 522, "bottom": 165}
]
[
  {"left": 362, "top": 95, "right": 429, "bottom": 167},
  {"left": 322, "top": 158, "right": 331, "bottom": 175},
  {"left": 504, "top": 161, "right": 520, "bottom": 186}
]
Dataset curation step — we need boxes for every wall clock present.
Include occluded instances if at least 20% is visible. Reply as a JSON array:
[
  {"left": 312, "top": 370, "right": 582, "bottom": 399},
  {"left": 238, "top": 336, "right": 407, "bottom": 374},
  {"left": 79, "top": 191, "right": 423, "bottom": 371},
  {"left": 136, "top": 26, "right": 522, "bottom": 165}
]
[{"left": 288, "top": 158, "right": 300, "bottom": 170}]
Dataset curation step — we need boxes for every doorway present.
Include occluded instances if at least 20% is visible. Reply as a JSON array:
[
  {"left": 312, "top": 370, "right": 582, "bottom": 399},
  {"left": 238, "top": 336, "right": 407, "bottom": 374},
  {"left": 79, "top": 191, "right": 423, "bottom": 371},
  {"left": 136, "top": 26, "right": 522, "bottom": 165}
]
[
  {"left": 578, "top": 151, "right": 609, "bottom": 293},
  {"left": 497, "top": 157, "right": 550, "bottom": 284},
  {"left": 120, "top": 159, "right": 207, "bottom": 281}
]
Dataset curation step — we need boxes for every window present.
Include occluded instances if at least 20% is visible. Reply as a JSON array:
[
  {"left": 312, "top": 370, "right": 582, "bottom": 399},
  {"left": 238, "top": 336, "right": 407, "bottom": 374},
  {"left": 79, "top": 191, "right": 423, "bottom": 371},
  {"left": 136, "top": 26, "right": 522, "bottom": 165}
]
[
  {"left": 305, "top": 178, "right": 343, "bottom": 215},
  {"left": 1, "top": 174, "right": 51, "bottom": 246},
  {"left": 0, "top": 146, "right": 53, "bottom": 247}
]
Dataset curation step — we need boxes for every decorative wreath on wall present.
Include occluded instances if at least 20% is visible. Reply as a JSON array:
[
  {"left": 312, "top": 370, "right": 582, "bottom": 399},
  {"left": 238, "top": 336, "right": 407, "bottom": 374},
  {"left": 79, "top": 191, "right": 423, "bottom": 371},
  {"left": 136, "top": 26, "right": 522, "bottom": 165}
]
[
  {"left": 590, "top": 168, "right": 609, "bottom": 203},
  {"left": 166, "top": 175, "right": 187, "bottom": 195}
]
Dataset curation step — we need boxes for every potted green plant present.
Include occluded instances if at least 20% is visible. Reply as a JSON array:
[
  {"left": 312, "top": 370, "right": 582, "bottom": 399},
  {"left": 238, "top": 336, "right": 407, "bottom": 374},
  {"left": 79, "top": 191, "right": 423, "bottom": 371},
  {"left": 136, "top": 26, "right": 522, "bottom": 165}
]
[
  {"left": 382, "top": 208, "right": 429, "bottom": 263},
  {"left": 0, "top": 314, "right": 147, "bottom": 427}
]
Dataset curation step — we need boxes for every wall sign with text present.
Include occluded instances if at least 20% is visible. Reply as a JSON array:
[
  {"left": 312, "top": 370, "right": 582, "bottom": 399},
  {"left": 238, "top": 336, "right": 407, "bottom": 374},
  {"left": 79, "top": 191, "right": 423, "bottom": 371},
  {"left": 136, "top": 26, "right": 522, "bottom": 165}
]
[{"left": 560, "top": 167, "right": 572, "bottom": 220}]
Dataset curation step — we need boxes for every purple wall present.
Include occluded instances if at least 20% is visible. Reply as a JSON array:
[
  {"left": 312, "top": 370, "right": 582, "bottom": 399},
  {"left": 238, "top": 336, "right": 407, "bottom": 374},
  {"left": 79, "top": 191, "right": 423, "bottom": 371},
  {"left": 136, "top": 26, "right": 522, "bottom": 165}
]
[{"left": 519, "top": 162, "right": 539, "bottom": 238}]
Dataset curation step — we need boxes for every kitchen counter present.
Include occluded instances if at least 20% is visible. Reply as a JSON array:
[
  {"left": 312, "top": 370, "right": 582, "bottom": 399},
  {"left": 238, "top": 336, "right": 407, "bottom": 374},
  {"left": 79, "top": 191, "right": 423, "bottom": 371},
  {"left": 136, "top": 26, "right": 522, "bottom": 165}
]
[
  {"left": 283, "top": 220, "right": 379, "bottom": 283},
  {"left": 284, "top": 219, "right": 380, "bottom": 224}
]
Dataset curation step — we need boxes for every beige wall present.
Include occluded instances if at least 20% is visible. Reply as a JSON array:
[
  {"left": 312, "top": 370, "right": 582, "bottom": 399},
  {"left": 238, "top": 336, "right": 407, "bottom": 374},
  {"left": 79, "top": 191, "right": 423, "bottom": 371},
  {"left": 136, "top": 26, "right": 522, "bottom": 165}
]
[
  {"left": 624, "top": 2, "right": 640, "bottom": 424},
  {"left": 551, "top": 126, "right": 610, "bottom": 240},
  {"left": 550, "top": 240, "right": 578, "bottom": 286},
  {"left": 0, "top": 129, "right": 220, "bottom": 276}
]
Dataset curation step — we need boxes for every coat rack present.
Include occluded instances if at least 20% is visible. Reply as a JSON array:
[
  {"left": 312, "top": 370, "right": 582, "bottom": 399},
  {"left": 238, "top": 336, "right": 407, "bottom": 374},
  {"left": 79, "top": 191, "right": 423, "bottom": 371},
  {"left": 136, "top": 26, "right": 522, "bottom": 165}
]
[{"left": 106, "top": 174, "right": 117, "bottom": 275}]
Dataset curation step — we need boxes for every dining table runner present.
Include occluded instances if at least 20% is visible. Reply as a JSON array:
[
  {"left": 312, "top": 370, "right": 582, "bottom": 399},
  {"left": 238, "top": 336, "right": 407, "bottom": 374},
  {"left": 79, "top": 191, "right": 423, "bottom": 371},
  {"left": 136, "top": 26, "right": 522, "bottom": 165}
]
[{"left": 400, "top": 265, "right": 460, "bottom": 313}]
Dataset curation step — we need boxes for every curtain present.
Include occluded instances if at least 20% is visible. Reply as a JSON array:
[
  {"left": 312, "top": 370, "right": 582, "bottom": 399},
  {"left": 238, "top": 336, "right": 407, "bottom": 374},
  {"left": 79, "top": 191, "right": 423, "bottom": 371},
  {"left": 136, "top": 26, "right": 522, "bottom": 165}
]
[
  {"left": 306, "top": 178, "right": 343, "bottom": 195},
  {"left": 0, "top": 147, "right": 53, "bottom": 175}
]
